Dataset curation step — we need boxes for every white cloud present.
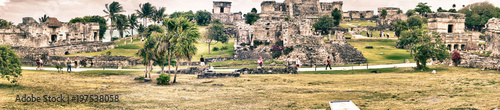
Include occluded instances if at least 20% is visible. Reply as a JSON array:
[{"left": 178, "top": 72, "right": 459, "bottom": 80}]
[{"left": 0, "top": 0, "right": 9, "bottom": 6}]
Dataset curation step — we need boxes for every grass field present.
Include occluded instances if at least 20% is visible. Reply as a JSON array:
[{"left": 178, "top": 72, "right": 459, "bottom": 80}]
[
  {"left": 347, "top": 39, "right": 412, "bottom": 65},
  {"left": 1, "top": 66, "right": 498, "bottom": 109},
  {"left": 339, "top": 20, "right": 377, "bottom": 28}
]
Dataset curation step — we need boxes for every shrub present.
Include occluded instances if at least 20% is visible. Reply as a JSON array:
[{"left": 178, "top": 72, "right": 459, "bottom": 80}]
[
  {"left": 221, "top": 46, "right": 229, "bottom": 50},
  {"left": 271, "top": 44, "right": 284, "bottom": 59},
  {"left": 111, "top": 37, "right": 119, "bottom": 41},
  {"left": 264, "top": 41, "right": 271, "bottom": 45},
  {"left": 284, "top": 17, "right": 290, "bottom": 21},
  {"left": 212, "top": 47, "right": 219, "bottom": 51},
  {"left": 253, "top": 40, "right": 263, "bottom": 46},
  {"left": 55, "top": 64, "right": 63, "bottom": 73},
  {"left": 272, "top": 52, "right": 282, "bottom": 59},
  {"left": 0, "top": 45, "right": 22, "bottom": 83},
  {"left": 106, "top": 51, "right": 112, "bottom": 55},
  {"left": 156, "top": 74, "right": 170, "bottom": 85},
  {"left": 451, "top": 51, "right": 461, "bottom": 66},
  {"left": 283, "top": 47, "right": 294, "bottom": 55}
]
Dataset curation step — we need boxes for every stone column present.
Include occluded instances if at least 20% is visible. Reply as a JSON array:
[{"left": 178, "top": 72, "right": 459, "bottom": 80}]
[
  {"left": 458, "top": 44, "right": 462, "bottom": 50},
  {"left": 451, "top": 44, "right": 455, "bottom": 51}
]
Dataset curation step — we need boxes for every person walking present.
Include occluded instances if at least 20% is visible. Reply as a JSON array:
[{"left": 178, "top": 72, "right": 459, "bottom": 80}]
[
  {"left": 296, "top": 56, "right": 301, "bottom": 68},
  {"left": 66, "top": 58, "right": 72, "bottom": 73},
  {"left": 387, "top": 33, "right": 390, "bottom": 39},
  {"left": 200, "top": 55, "right": 205, "bottom": 68},
  {"left": 36, "top": 58, "right": 41, "bottom": 70},
  {"left": 286, "top": 56, "right": 291, "bottom": 66},
  {"left": 39, "top": 58, "right": 44, "bottom": 70},
  {"left": 326, "top": 56, "right": 332, "bottom": 70},
  {"left": 258, "top": 56, "right": 264, "bottom": 68}
]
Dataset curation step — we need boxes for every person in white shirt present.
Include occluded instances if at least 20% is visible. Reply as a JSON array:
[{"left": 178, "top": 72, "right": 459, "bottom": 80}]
[{"left": 296, "top": 56, "right": 301, "bottom": 68}]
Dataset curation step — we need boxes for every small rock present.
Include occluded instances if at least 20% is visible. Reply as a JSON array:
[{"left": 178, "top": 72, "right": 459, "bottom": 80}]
[
  {"left": 144, "top": 78, "right": 152, "bottom": 82},
  {"left": 99, "top": 85, "right": 107, "bottom": 90},
  {"left": 202, "top": 80, "right": 213, "bottom": 83},
  {"left": 481, "top": 68, "right": 485, "bottom": 71},
  {"left": 380, "top": 53, "right": 384, "bottom": 55},
  {"left": 432, "top": 70, "right": 436, "bottom": 74},
  {"left": 106, "top": 77, "right": 110, "bottom": 79},
  {"left": 394, "top": 66, "right": 398, "bottom": 68}
]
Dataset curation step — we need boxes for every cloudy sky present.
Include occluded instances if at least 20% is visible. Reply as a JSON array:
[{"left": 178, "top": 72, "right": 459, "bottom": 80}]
[{"left": 1, "top": 0, "right": 499, "bottom": 24}]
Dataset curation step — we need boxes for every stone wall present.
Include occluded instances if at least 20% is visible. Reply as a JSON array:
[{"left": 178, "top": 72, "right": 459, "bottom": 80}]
[
  {"left": 376, "top": 14, "right": 408, "bottom": 30},
  {"left": 378, "top": 7, "right": 400, "bottom": 16},
  {"left": 236, "top": 67, "right": 298, "bottom": 74},
  {"left": 260, "top": 0, "right": 343, "bottom": 20},
  {"left": 427, "top": 12, "right": 466, "bottom": 34},
  {"left": 484, "top": 18, "right": 500, "bottom": 57},
  {"left": 0, "top": 17, "right": 100, "bottom": 48},
  {"left": 450, "top": 53, "right": 500, "bottom": 70},
  {"left": 23, "top": 55, "right": 139, "bottom": 68},
  {"left": 343, "top": 11, "right": 376, "bottom": 22}
]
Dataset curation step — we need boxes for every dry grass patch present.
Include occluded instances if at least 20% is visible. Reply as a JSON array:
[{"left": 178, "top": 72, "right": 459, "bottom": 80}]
[{"left": 0, "top": 67, "right": 499, "bottom": 109}]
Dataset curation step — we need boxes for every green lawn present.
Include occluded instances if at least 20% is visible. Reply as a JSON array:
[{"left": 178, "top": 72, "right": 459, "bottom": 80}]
[
  {"left": 340, "top": 20, "right": 376, "bottom": 28},
  {"left": 191, "top": 40, "right": 235, "bottom": 61},
  {"left": 347, "top": 39, "right": 412, "bottom": 65}
]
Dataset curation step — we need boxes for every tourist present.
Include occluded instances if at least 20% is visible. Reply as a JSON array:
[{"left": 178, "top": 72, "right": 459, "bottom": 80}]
[
  {"left": 367, "top": 32, "right": 370, "bottom": 37},
  {"left": 286, "top": 56, "right": 291, "bottom": 66},
  {"left": 296, "top": 56, "right": 301, "bottom": 68},
  {"left": 258, "top": 56, "right": 263, "bottom": 68},
  {"left": 200, "top": 55, "right": 205, "bottom": 68},
  {"left": 382, "top": 32, "right": 385, "bottom": 38},
  {"left": 326, "top": 56, "right": 332, "bottom": 70},
  {"left": 36, "top": 58, "right": 41, "bottom": 70},
  {"left": 39, "top": 58, "right": 44, "bottom": 70},
  {"left": 66, "top": 58, "right": 72, "bottom": 73},
  {"left": 130, "top": 36, "right": 133, "bottom": 44},
  {"left": 387, "top": 33, "right": 390, "bottom": 39}
]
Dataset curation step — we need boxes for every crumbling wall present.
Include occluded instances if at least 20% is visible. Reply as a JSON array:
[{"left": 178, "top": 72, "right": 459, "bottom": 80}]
[
  {"left": 485, "top": 18, "right": 500, "bottom": 57},
  {"left": 449, "top": 53, "right": 500, "bottom": 70},
  {"left": 427, "top": 12, "right": 466, "bottom": 34},
  {"left": 377, "top": 14, "right": 408, "bottom": 30}
]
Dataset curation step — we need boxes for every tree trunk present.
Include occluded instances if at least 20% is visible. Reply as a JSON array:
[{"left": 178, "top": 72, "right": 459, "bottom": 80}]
[
  {"left": 119, "top": 29, "right": 124, "bottom": 38},
  {"left": 161, "top": 66, "right": 165, "bottom": 74},
  {"left": 208, "top": 41, "right": 211, "bottom": 54},
  {"left": 144, "top": 61, "right": 148, "bottom": 78},
  {"left": 110, "top": 19, "right": 114, "bottom": 39},
  {"left": 173, "top": 58, "right": 179, "bottom": 83},
  {"left": 167, "top": 47, "right": 171, "bottom": 76},
  {"left": 149, "top": 61, "right": 153, "bottom": 78}
]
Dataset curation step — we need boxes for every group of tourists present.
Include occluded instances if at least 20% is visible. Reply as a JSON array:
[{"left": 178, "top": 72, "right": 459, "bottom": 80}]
[{"left": 35, "top": 58, "right": 73, "bottom": 72}]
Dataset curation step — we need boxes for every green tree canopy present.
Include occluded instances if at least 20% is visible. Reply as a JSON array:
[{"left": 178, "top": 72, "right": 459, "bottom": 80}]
[
  {"left": 195, "top": 10, "right": 212, "bottom": 26},
  {"left": 0, "top": 19, "right": 13, "bottom": 29},
  {"left": 136, "top": 2, "right": 155, "bottom": 27},
  {"left": 169, "top": 11, "right": 195, "bottom": 21},
  {"left": 313, "top": 15, "right": 336, "bottom": 34},
  {"left": 0, "top": 45, "right": 22, "bottom": 83},
  {"left": 331, "top": 8, "right": 342, "bottom": 26},
  {"left": 245, "top": 13, "right": 260, "bottom": 25},
  {"left": 39, "top": 14, "right": 50, "bottom": 23},
  {"left": 406, "top": 9, "right": 416, "bottom": 17},
  {"left": 115, "top": 14, "right": 129, "bottom": 38},
  {"left": 407, "top": 29, "right": 449, "bottom": 70},
  {"left": 393, "top": 20, "right": 409, "bottom": 38},
  {"left": 380, "top": 9, "right": 388, "bottom": 18},
  {"left": 407, "top": 15, "right": 424, "bottom": 29},
  {"left": 458, "top": 2, "right": 500, "bottom": 31},
  {"left": 437, "top": 7, "right": 447, "bottom": 12},
  {"left": 204, "top": 19, "right": 229, "bottom": 54},
  {"left": 152, "top": 7, "right": 167, "bottom": 24},
  {"left": 414, "top": 2, "right": 432, "bottom": 15},
  {"left": 251, "top": 8, "right": 258, "bottom": 13}
]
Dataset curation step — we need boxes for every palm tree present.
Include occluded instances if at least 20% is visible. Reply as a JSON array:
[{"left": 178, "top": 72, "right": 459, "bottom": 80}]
[
  {"left": 39, "top": 14, "right": 49, "bottom": 23},
  {"left": 165, "top": 17, "right": 201, "bottom": 83},
  {"left": 115, "top": 14, "right": 128, "bottom": 38},
  {"left": 103, "top": 1, "right": 125, "bottom": 39},
  {"left": 153, "top": 7, "right": 167, "bottom": 24},
  {"left": 136, "top": 2, "right": 154, "bottom": 27},
  {"left": 128, "top": 14, "right": 139, "bottom": 36}
]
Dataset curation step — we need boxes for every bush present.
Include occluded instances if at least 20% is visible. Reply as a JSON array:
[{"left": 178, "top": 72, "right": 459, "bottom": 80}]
[
  {"left": 284, "top": 17, "right": 290, "bottom": 21},
  {"left": 156, "top": 74, "right": 170, "bottom": 85},
  {"left": 452, "top": 51, "right": 461, "bottom": 66},
  {"left": 283, "top": 47, "right": 294, "bottom": 55},
  {"left": 111, "top": 37, "right": 119, "bottom": 41},
  {"left": 55, "top": 64, "right": 63, "bottom": 73},
  {"left": 272, "top": 52, "right": 282, "bottom": 59},
  {"left": 0, "top": 45, "right": 22, "bottom": 83},
  {"left": 253, "top": 40, "right": 263, "bottom": 46},
  {"left": 106, "top": 51, "right": 112, "bottom": 55},
  {"left": 212, "top": 47, "right": 219, "bottom": 51},
  {"left": 264, "top": 41, "right": 271, "bottom": 45},
  {"left": 221, "top": 46, "right": 229, "bottom": 50}
]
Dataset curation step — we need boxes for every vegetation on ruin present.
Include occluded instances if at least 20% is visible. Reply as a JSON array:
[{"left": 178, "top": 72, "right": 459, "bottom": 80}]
[
  {"left": 458, "top": 2, "right": 500, "bottom": 31},
  {"left": 1, "top": 66, "right": 499, "bottom": 109},
  {"left": 331, "top": 8, "right": 342, "bottom": 26},
  {"left": 0, "top": 19, "right": 13, "bottom": 29},
  {"left": 414, "top": 2, "right": 432, "bottom": 15},
  {"left": 38, "top": 14, "right": 49, "bottom": 23},
  {"left": 194, "top": 10, "right": 212, "bottom": 26},
  {"left": 69, "top": 15, "right": 108, "bottom": 39},
  {"left": 313, "top": 15, "right": 336, "bottom": 34},
  {"left": 0, "top": 45, "right": 22, "bottom": 83}
]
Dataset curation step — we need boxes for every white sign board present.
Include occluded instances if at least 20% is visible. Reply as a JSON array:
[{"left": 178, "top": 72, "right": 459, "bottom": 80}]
[{"left": 329, "top": 100, "right": 360, "bottom": 110}]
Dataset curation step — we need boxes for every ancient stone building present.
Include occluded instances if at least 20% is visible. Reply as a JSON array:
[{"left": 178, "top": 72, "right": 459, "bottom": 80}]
[
  {"left": 343, "top": 11, "right": 375, "bottom": 22},
  {"left": 376, "top": 7, "right": 407, "bottom": 30},
  {"left": 427, "top": 12, "right": 480, "bottom": 51},
  {"left": 211, "top": 1, "right": 242, "bottom": 25},
  {"left": 0, "top": 17, "right": 100, "bottom": 48},
  {"left": 484, "top": 18, "right": 500, "bottom": 57},
  {"left": 233, "top": 19, "right": 366, "bottom": 66},
  {"left": 260, "top": 0, "right": 343, "bottom": 20}
]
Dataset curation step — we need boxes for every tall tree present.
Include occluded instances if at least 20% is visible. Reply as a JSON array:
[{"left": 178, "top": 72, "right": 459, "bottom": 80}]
[
  {"left": 138, "top": 34, "right": 157, "bottom": 79},
  {"left": 103, "top": 1, "right": 125, "bottom": 39},
  {"left": 204, "top": 19, "right": 228, "bottom": 54},
  {"left": 414, "top": 2, "right": 432, "bottom": 15},
  {"left": 380, "top": 9, "right": 388, "bottom": 18},
  {"left": 164, "top": 17, "right": 200, "bottom": 83},
  {"left": 0, "top": 45, "right": 22, "bottom": 83},
  {"left": 313, "top": 15, "right": 336, "bottom": 34},
  {"left": 115, "top": 14, "right": 129, "bottom": 38},
  {"left": 39, "top": 14, "right": 50, "bottom": 23},
  {"left": 407, "top": 15, "right": 423, "bottom": 29},
  {"left": 409, "top": 29, "right": 449, "bottom": 70},
  {"left": 437, "top": 7, "right": 447, "bottom": 12},
  {"left": 128, "top": 14, "right": 139, "bottom": 36},
  {"left": 136, "top": 2, "right": 155, "bottom": 27},
  {"left": 331, "top": 8, "right": 342, "bottom": 26},
  {"left": 153, "top": 7, "right": 167, "bottom": 24},
  {"left": 251, "top": 8, "right": 258, "bottom": 13},
  {"left": 195, "top": 10, "right": 212, "bottom": 26},
  {"left": 245, "top": 13, "right": 260, "bottom": 25},
  {"left": 458, "top": 2, "right": 500, "bottom": 31},
  {"left": 393, "top": 20, "right": 408, "bottom": 38}
]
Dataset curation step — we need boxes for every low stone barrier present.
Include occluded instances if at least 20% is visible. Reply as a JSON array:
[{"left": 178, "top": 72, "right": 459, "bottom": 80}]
[
  {"left": 446, "top": 53, "right": 500, "bottom": 70},
  {"left": 236, "top": 67, "right": 298, "bottom": 74},
  {"left": 197, "top": 70, "right": 240, "bottom": 79}
]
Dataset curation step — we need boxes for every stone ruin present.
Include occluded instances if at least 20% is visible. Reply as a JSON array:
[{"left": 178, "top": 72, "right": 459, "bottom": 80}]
[
  {"left": 376, "top": 7, "right": 408, "bottom": 30},
  {"left": 343, "top": 10, "right": 376, "bottom": 22},
  {"left": 260, "top": 0, "right": 343, "bottom": 20},
  {"left": 484, "top": 18, "right": 500, "bottom": 58},
  {"left": 427, "top": 12, "right": 480, "bottom": 51},
  {"left": 234, "top": 13, "right": 367, "bottom": 66},
  {"left": 211, "top": 1, "right": 242, "bottom": 25},
  {"left": 446, "top": 53, "right": 500, "bottom": 71},
  {"left": 0, "top": 17, "right": 100, "bottom": 48}
]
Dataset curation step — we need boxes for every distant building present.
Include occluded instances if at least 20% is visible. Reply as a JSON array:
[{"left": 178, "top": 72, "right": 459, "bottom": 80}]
[
  {"left": 260, "top": 0, "right": 343, "bottom": 20},
  {"left": 211, "top": 1, "right": 242, "bottom": 25},
  {"left": 427, "top": 12, "right": 480, "bottom": 50}
]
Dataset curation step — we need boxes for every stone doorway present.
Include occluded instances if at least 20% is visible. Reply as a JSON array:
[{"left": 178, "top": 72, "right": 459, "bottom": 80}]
[
  {"left": 51, "top": 35, "right": 57, "bottom": 42},
  {"left": 448, "top": 25, "right": 453, "bottom": 33},
  {"left": 94, "top": 32, "right": 98, "bottom": 41},
  {"left": 220, "top": 8, "right": 224, "bottom": 13}
]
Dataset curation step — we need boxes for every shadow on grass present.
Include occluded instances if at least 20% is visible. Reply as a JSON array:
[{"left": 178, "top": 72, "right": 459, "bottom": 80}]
[
  {"left": 73, "top": 70, "right": 137, "bottom": 77},
  {"left": 299, "top": 66, "right": 452, "bottom": 75}
]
